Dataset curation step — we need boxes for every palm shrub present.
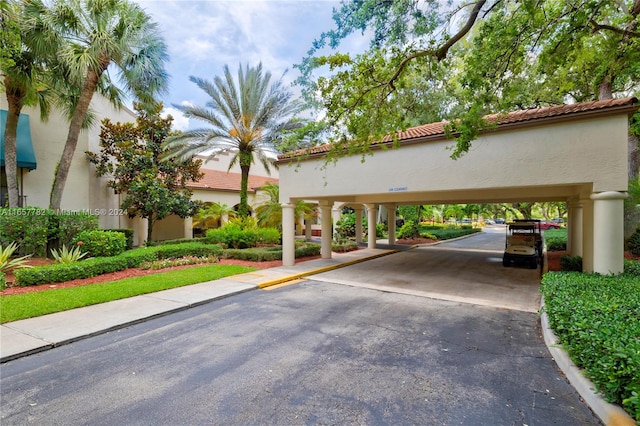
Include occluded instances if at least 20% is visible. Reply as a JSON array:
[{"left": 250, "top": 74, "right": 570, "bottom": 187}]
[
  {"left": 0, "top": 242, "right": 32, "bottom": 274},
  {"left": 50, "top": 244, "right": 89, "bottom": 264}
]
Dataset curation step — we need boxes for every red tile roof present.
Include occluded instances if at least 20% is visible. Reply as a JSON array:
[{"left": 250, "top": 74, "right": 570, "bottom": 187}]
[
  {"left": 187, "top": 168, "right": 278, "bottom": 193},
  {"left": 279, "top": 97, "right": 639, "bottom": 160}
]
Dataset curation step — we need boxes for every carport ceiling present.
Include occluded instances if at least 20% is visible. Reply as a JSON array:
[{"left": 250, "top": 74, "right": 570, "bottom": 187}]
[{"left": 303, "top": 183, "right": 591, "bottom": 205}]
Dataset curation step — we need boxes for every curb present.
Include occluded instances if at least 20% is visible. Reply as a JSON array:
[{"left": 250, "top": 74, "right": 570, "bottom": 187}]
[
  {"left": 258, "top": 249, "right": 400, "bottom": 289},
  {"left": 540, "top": 296, "right": 635, "bottom": 426}
]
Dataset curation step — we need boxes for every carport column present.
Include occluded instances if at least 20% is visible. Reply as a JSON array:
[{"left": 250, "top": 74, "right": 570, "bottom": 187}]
[
  {"left": 568, "top": 200, "right": 583, "bottom": 257},
  {"left": 281, "top": 203, "right": 296, "bottom": 267},
  {"left": 581, "top": 197, "right": 595, "bottom": 273},
  {"left": 353, "top": 205, "right": 364, "bottom": 243},
  {"left": 365, "top": 204, "right": 378, "bottom": 249},
  {"left": 591, "top": 191, "right": 627, "bottom": 275},
  {"left": 319, "top": 201, "right": 333, "bottom": 259},
  {"left": 386, "top": 203, "right": 397, "bottom": 245},
  {"left": 183, "top": 217, "right": 193, "bottom": 239}
]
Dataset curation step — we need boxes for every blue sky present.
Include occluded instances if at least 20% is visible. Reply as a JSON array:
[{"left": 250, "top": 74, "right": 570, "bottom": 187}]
[{"left": 131, "top": 0, "right": 369, "bottom": 130}]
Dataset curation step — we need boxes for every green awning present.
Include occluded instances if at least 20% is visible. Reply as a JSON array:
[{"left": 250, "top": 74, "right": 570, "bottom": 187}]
[{"left": 0, "top": 110, "right": 37, "bottom": 170}]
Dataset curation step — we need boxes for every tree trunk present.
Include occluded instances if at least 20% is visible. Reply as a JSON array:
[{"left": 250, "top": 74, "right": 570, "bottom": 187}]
[
  {"left": 238, "top": 150, "right": 252, "bottom": 217},
  {"left": 147, "top": 214, "right": 155, "bottom": 243},
  {"left": 3, "top": 85, "right": 22, "bottom": 208},
  {"left": 49, "top": 67, "right": 103, "bottom": 210}
]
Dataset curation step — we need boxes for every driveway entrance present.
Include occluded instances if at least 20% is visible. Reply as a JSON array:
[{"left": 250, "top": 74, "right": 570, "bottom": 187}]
[{"left": 311, "top": 227, "right": 541, "bottom": 312}]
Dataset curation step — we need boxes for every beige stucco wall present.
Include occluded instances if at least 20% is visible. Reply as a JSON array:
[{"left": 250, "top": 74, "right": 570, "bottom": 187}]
[{"left": 279, "top": 115, "right": 629, "bottom": 205}]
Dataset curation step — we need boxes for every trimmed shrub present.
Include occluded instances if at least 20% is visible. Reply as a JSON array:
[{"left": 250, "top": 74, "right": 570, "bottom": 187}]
[
  {"left": 110, "top": 229, "right": 134, "bottom": 250},
  {"left": 624, "top": 260, "right": 640, "bottom": 276},
  {"left": 224, "top": 247, "right": 282, "bottom": 262},
  {"left": 117, "top": 247, "right": 160, "bottom": 268},
  {"left": 397, "top": 221, "right": 420, "bottom": 239},
  {"left": 154, "top": 242, "right": 223, "bottom": 259},
  {"left": 421, "top": 226, "right": 480, "bottom": 240},
  {"left": 74, "top": 230, "right": 127, "bottom": 257},
  {"left": 0, "top": 207, "right": 51, "bottom": 256},
  {"left": 560, "top": 255, "right": 582, "bottom": 272},
  {"left": 206, "top": 226, "right": 258, "bottom": 249},
  {"left": 332, "top": 241, "right": 359, "bottom": 252},
  {"left": 0, "top": 271, "right": 5, "bottom": 291},
  {"left": 541, "top": 272, "right": 640, "bottom": 420},
  {"left": 147, "top": 237, "right": 208, "bottom": 247},
  {"left": 54, "top": 212, "right": 99, "bottom": 248},
  {"left": 627, "top": 228, "right": 640, "bottom": 256},
  {"left": 544, "top": 228, "right": 568, "bottom": 251},
  {"left": 257, "top": 228, "right": 281, "bottom": 245}
]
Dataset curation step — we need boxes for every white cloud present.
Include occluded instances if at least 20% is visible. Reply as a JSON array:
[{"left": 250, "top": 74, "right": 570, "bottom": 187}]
[{"left": 161, "top": 106, "right": 190, "bottom": 131}]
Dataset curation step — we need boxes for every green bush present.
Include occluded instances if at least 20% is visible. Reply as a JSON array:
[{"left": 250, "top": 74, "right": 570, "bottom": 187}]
[
  {"left": 54, "top": 212, "right": 99, "bottom": 247},
  {"left": 110, "top": 229, "right": 134, "bottom": 250},
  {"left": 332, "top": 241, "right": 359, "bottom": 252},
  {"left": 627, "top": 228, "right": 640, "bottom": 256},
  {"left": 154, "top": 242, "right": 223, "bottom": 259},
  {"left": 560, "top": 255, "right": 582, "bottom": 271},
  {"left": 224, "top": 247, "right": 282, "bottom": 262},
  {"left": 117, "top": 247, "right": 160, "bottom": 268},
  {"left": 421, "top": 226, "right": 480, "bottom": 240},
  {"left": 624, "top": 260, "right": 640, "bottom": 276},
  {"left": 397, "top": 221, "right": 420, "bottom": 239},
  {"left": 147, "top": 237, "right": 209, "bottom": 247},
  {"left": 0, "top": 207, "right": 51, "bottom": 256},
  {"left": 541, "top": 272, "right": 640, "bottom": 420},
  {"left": 257, "top": 228, "right": 281, "bottom": 245},
  {"left": 0, "top": 271, "right": 5, "bottom": 291},
  {"left": 206, "top": 226, "right": 259, "bottom": 249},
  {"left": 74, "top": 230, "right": 127, "bottom": 257},
  {"left": 544, "top": 228, "right": 567, "bottom": 251}
]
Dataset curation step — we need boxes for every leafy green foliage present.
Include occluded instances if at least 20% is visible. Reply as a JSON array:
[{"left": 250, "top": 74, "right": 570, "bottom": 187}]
[
  {"left": 420, "top": 225, "right": 480, "bottom": 240},
  {"left": 50, "top": 244, "right": 89, "bottom": 264},
  {"left": 162, "top": 63, "right": 302, "bottom": 217},
  {"left": 53, "top": 212, "right": 99, "bottom": 248},
  {"left": 140, "top": 255, "right": 218, "bottom": 270},
  {"left": 627, "top": 227, "right": 640, "bottom": 256},
  {"left": 222, "top": 241, "right": 321, "bottom": 262},
  {"left": 0, "top": 207, "right": 52, "bottom": 256},
  {"left": 544, "top": 228, "right": 568, "bottom": 252},
  {"left": 560, "top": 255, "right": 583, "bottom": 272},
  {"left": 624, "top": 260, "right": 640, "bottom": 276},
  {"left": 397, "top": 221, "right": 421, "bottom": 239},
  {"left": 109, "top": 229, "right": 134, "bottom": 250},
  {"left": 332, "top": 241, "right": 359, "bottom": 253},
  {"left": 74, "top": 230, "right": 126, "bottom": 257},
  {"left": 86, "top": 102, "right": 203, "bottom": 243},
  {"left": 254, "top": 183, "right": 315, "bottom": 230},
  {"left": 193, "top": 202, "right": 236, "bottom": 230},
  {"left": 153, "top": 243, "right": 222, "bottom": 260},
  {"left": 542, "top": 272, "right": 640, "bottom": 420},
  {"left": 0, "top": 242, "right": 32, "bottom": 274}
]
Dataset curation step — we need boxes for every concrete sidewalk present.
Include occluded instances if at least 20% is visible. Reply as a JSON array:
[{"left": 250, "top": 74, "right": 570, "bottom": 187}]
[{"left": 0, "top": 248, "right": 395, "bottom": 363}]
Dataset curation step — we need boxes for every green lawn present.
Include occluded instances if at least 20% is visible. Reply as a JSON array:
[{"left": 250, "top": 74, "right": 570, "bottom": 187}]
[{"left": 0, "top": 264, "right": 255, "bottom": 323}]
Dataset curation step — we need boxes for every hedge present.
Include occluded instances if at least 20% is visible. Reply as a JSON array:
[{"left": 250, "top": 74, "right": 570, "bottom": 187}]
[
  {"left": 222, "top": 242, "right": 321, "bottom": 262},
  {"left": 14, "top": 242, "right": 223, "bottom": 287},
  {"left": 541, "top": 272, "right": 640, "bottom": 420}
]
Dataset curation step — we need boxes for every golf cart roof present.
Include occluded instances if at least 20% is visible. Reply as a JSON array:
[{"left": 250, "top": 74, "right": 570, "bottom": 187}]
[{"left": 508, "top": 220, "right": 540, "bottom": 230}]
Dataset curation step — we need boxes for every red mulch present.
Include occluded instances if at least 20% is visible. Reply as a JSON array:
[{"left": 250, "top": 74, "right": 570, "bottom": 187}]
[
  {"left": 546, "top": 250, "right": 639, "bottom": 272},
  {"left": 1, "top": 255, "right": 321, "bottom": 296},
  {"left": 395, "top": 238, "right": 438, "bottom": 245}
]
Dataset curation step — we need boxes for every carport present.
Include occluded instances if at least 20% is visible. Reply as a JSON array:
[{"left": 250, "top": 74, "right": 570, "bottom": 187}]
[{"left": 277, "top": 97, "right": 639, "bottom": 275}]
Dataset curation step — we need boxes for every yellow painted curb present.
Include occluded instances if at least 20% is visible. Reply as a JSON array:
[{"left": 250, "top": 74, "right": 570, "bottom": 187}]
[{"left": 258, "top": 249, "right": 400, "bottom": 289}]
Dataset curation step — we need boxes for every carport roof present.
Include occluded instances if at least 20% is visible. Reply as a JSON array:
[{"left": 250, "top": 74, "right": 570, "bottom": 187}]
[{"left": 278, "top": 97, "right": 639, "bottom": 161}]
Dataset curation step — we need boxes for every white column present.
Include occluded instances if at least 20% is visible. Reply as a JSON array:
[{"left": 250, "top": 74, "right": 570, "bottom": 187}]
[
  {"left": 582, "top": 198, "right": 594, "bottom": 273},
  {"left": 366, "top": 204, "right": 378, "bottom": 249},
  {"left": 568, "top": 200, "right": 583, "bottom": 257},
  {"left": 183, "top": 217, "right": 193, "bottom": 239},
  {"left": 387, "top": 203, "right": 397, "bottom": 245},
  {"left": 319, "top": 201, "right": 333, "bottom": 259},
  {"left": 591, "top": 191, "right": 627, "bottom": 275},
  {"left": 353, "top": 205, "right": 364, "bottom": 243},
  {"left": 281, "top": 203, "right": 296, "bottom": 267}
]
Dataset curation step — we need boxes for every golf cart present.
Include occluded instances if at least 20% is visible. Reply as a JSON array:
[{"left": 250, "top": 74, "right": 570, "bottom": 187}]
[{"left": 502, "top": 220, "right": 543, "bottom": 269}]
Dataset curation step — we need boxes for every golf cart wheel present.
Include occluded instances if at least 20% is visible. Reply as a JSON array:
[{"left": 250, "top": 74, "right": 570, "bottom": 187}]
[
  {"left": 529, "top": 258, "right": 538, "bottom": 269},
  {"left": 503, "top": 256, "right": 510, "bottom": 267}
]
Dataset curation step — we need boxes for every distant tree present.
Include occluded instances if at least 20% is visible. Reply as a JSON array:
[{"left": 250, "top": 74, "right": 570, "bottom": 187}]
[
  {"left": 86, "top": 102, "right": 203, "bottom": 243},
  {"left": 23, "top": 0, "right": 169, "bottom": 210},
  {"left": 193, "top": 202, "right": 236, "bottom": 230},
  {"left": 162, "top": 63, "right": 301, "bottom": 217},
  {"left": 254, "top": 182, "right": 314, "bottom": 230}
]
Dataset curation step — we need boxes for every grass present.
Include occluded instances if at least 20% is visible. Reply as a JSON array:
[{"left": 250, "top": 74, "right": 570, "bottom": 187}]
[{"left": 0, "top": 264, "right": 255, "bottom": 324}]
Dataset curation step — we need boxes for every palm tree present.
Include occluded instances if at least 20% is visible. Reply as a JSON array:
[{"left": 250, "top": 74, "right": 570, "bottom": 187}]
[
  {"left": 1, "top": 1, "right": 52, "bottom": 207},
  {"left": 22, "top": 0, "right": 169, "bottom": 210},
  {"left": 193, "top": 202, "right": 236, "bottom": 230},
  {"left": 162, "top": 63, "right": 300, "bottom": 217},
  {"left": 254, "top": 182, "right": 314, "bottom": 230}
]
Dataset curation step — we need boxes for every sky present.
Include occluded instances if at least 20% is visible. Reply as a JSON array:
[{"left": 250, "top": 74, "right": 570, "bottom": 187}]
[{"left": 130, "top": 0, "right": 370, "bottom": 131}]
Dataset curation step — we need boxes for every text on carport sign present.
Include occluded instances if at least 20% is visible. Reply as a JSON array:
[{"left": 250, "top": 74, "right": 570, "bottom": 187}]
[{"left": 388, "top": 186, "right": 408, "bottom": 192}]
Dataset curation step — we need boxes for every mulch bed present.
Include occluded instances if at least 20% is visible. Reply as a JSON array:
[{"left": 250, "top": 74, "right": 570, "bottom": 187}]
[{"left": 546, "top": 250, "right": 639, "bottom": 272}]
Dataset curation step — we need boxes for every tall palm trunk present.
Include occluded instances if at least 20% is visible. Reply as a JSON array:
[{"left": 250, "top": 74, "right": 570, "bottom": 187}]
[
  {"left": 49, "top": 66, "right": 104, "bottom": 210},
  {"left": 3, "top": 78, "right": 24, "bottom": 208},
  {"left": 237, "top": 149, "right": 252, "bottom": 217}
]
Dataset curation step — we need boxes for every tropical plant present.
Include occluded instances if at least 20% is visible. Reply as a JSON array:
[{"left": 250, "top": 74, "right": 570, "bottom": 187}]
[
  {"left": 0, "top": 0, "right": 53, "bottom": 207},
  {"left": 22, "top": 0, "right": 169, "bottom": 210},
  {"left": 254, "top": 182, "right": 314, "bottom": 229},
  {"left": 50, "top": 243, "right": 88, "bottom": 264},
  {"left": 193, "top": 202, "right": 237, "bottom": 230},
  {"left": 0, "top": 242, "right": 32, "bottom": 274},
  {"left": 162, "top": 63, "right": 301, "bottom": 217}
]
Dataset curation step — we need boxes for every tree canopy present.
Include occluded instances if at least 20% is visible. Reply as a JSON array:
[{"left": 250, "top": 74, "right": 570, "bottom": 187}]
[
  {"left": 296, "top": 0, "right": 640, "bottom": 158},
  {"left": 86, "top": 102, "right": 202, "bottom": 243}
]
